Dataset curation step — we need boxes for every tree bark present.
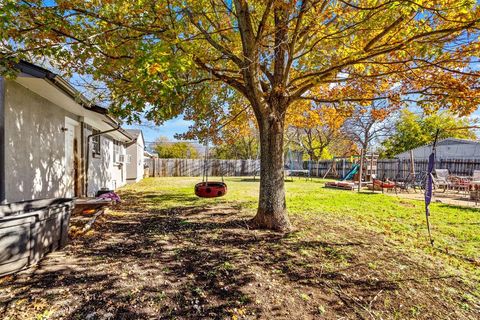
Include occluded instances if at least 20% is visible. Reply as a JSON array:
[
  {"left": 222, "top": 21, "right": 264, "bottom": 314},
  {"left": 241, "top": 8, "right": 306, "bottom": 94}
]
[{"left": 250, "top": 113, "right": 292, "bottom": 232}]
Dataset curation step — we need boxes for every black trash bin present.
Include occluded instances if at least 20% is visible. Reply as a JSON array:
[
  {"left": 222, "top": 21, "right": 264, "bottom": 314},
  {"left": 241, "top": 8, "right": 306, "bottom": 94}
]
[
  {"left": 96, "top": 189, "right": 113, "bottom": 197},
  {"left": 0, "top": 198, "right": 74, "bottom": 277}
]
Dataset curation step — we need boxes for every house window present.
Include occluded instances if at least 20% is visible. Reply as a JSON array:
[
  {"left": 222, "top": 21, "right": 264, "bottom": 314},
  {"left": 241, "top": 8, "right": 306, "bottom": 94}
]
[
  {"left": 113, "top": 140, "right": 122, "bottom": 163},
  {"left": 92, "top": 130, "right": 101, "bottom": 157}
]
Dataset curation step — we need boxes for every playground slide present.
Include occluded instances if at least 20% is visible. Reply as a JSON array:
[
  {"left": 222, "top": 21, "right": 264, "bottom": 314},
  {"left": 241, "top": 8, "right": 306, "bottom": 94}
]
[
  {"left": 324, "top": 163, "right": 360, "bottom": 191},
  {"left": 341, "top": 164, "right": 360, "bottom": 181}
]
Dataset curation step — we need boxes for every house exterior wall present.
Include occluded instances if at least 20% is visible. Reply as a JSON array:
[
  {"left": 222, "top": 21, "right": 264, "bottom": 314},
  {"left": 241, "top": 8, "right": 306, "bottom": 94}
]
[
  {"left": 84, "top": 125, "right": 127, "bottom": 196},
  {"left": 110, "top": 141, "right": 127, "bottom": 190},
  {"left": 396, "top": 142, "right": 480, "bottom": 160},
  {"left": 3, "top": 80, "right": 80, "bottom": 202},
  {"left": 126, "top": 134, "right": 145, "bottom": 183}
]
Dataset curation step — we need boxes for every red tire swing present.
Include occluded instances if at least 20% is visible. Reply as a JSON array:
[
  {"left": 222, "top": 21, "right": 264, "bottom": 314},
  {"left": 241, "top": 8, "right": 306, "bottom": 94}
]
[
  {"left": 195, "top": 137, "right": 227, "bottom": 198},
  {"left": 195, "top": 181, "right": 227, "bottom": 198}
]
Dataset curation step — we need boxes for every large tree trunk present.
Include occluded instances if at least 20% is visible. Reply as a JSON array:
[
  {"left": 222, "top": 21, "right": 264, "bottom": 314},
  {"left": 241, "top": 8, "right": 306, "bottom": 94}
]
[{"left": 250, "top": 114, "right": 292, "bottom": 232}]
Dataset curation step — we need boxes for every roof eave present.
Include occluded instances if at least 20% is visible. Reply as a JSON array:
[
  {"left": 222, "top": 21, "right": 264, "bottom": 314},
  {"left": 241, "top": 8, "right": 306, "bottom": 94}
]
[{"left": 15, "top": 60, "right": 133, "bottom": 141}]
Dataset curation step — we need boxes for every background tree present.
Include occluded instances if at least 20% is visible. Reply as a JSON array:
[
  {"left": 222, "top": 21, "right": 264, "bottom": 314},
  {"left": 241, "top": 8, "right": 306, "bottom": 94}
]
[
  {"left": 381, "top": 110, "right": 478, "bottom": 158},
  {"left": 210, "top": 121, "right": 259, "bottom": 160},
  {"left": 286, "top": 104, "right": 349, "bottom": 161},
  {"left": 3, "top": 1, "right": 480, "bottom": 231},
  {"left": 178, "top": 96, "right": 260, "bottom": 160},
  {"left": 341, "top": 101, "right": 397, "bottom": 187},
  {"left": 327, "top": 137, "right": 358, "bottom": 158},
  {"left": 211, "top": 109, "right": 259, "bottom": 160},
  {"left": 342, "top": 101, "right": 398, "bottom": 153},
  {"left": 154, "top": 137, "right": 199, "bottom": 159}
]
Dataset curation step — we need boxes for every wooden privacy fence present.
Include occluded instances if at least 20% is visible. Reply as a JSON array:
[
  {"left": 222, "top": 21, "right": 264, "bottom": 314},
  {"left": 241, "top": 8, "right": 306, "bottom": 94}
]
[
  {"left": 307, "top": 158, "right": 480, "bottom": 180},
  {"left": 308, "top": 160, "right": 354, "bottom": 178},
  {"left": 147, "top": 158, "right": 260, "bottom": 177},
  {"left": 146, "top": 158, "right": 480, "bottom": 179}
]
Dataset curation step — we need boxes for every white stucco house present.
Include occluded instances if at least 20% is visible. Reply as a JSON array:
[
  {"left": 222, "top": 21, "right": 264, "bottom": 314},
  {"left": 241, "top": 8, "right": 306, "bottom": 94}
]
[
  {"left": 125, "top": 129, "right": 145, "bottom": 183},
  {"left": 395, "top": 138, "right": 480, "bottom": 160},
  {"left": 0, "top": 60, "right": 133, "bottom": 203}
]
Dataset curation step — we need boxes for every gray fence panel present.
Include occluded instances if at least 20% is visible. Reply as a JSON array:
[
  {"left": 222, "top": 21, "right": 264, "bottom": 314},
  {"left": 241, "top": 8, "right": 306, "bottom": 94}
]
[
  {"left": 146, "top": 158, "right": 480, "bottom": 179},
  {"left": 147, "top": 158, "right": 260, "bottom": 177}
]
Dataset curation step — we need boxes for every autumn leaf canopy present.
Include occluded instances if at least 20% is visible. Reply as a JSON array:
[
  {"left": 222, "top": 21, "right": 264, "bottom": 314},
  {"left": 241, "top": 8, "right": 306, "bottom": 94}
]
[{"left": 1, "top": 0, "right": 480, "bottom": 127}]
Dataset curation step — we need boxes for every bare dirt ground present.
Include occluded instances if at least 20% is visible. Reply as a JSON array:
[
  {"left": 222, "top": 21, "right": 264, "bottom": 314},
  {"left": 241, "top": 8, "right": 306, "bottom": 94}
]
[
  {"left": 383, "top": 189, "right": 480, "bottom": 208},
  {"left": 1, "top": 190, "right": 479, "bottom": 319}
]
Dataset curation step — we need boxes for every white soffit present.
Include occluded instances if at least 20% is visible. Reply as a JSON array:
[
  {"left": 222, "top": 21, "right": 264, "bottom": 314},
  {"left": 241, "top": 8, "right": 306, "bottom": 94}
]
[
  {"left": 15, "top": 75, "right": 89, "bottom": 117},
  {"left": 14, "top": 75, "right": 131, "bottom": 143}
]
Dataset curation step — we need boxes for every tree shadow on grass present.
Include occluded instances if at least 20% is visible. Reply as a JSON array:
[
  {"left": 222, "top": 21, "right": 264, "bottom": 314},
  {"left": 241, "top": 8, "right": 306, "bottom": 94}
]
[
  {"left": 122, "top": 190, "right": 202, "bottom": 203},
  {"left": 99, "top": 200, "right": 417, "bottom": 317},
  {"left": 238, "top": 178, "right": 260, "bottom": 182},
  {"left": 0, "top": 268, "right": 154, "bottom": 319},
  {"left": 1, "top": 187, "right": 477, "bottom": 319},
  {"left": 435, "top": 202, "right": 480, "bottom": 213}
]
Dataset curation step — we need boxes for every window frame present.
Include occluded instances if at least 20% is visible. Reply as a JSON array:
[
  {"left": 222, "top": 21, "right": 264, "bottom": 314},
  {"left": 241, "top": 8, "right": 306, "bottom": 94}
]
[
  {"left": 92, "top": 130, "right": 101, "bottom": 158},
  {"left": 113, "top": 140, "right": 123, "bottom": 164}
]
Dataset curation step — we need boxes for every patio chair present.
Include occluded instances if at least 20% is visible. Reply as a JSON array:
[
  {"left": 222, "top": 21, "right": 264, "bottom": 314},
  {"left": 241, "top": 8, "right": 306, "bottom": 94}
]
[
  {"left": 469, "top": 170, "right": 480, "bottom": 194},
  {"left": 410, "top": 171, "right": 428, "bottom": 192},
  {"left": 472, "top": 170, "right": 480, "bottom": 182},
  {"left": 393, "top": 172, "right": 417, "bottom": 193},
  {"left": 433, "top": 169, "right": 451, "bottom": 192}
]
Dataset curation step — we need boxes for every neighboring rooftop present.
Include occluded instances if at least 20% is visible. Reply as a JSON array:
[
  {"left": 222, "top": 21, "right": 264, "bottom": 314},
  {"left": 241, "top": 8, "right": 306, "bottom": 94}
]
[
  {"left": 126, "top": 129, "right": 142, "bottom": 138},
  {"left": 435, "top": 138, "right": 480, "bottom": 146},
  {"left": 396, "top": 138, "right": 480, "bottom": 159}
]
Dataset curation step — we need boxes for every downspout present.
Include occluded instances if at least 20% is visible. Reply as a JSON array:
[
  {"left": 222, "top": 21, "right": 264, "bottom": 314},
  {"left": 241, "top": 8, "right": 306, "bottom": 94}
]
[
  {"left": 0, "top": 77, "right": 5, "bottom": 203},
  {"left": 85, "top": 122, "right": 121, "bottom": 197}
]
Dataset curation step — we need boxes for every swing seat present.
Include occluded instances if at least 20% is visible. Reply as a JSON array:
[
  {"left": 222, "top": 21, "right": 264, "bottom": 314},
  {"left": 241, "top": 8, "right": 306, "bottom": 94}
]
[{"left": 195, "top": 182, "right": 227, "bottom": 198}]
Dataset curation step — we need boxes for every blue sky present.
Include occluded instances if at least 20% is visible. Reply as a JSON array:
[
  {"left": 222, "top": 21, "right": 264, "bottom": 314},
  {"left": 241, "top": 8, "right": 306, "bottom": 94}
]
[
  {"left": 124, "top": 116, "right": 193, "bottom": 144},
  {"left": 127, "top": 107, "right": 480, "bottom": 146}
]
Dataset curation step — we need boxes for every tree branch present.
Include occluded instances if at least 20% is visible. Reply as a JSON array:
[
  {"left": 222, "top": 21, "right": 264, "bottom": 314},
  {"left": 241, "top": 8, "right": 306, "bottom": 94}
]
[{"left": 185, "top": 9, "right": 244, "bottom": 67}]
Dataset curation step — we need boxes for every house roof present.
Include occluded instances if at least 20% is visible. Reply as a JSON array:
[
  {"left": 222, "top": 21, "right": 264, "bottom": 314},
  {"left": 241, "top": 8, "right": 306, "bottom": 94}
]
[
  {"left": 435, "top": 138, "right": 480, "bottom": 146},
  {"left": 144, "top": 150, "right": 156, "bottom": 158},
  {"left": 126, "top": 128, "right": 144, "bottom": 144},
  {"left": 395, "top": 138, "right": 480, "bottom": 158},
  {"left": 126, "top": 129, "right": 142, "bottom": 138},
  {"left": 13, "top": 60, "right": 133, "bottom": 142}
]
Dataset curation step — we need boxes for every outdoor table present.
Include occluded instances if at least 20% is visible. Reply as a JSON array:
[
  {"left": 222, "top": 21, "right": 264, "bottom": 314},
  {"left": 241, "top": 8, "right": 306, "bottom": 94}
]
[
  {"left": 457, "top": 176, "right": 471, "bottom": 180},
  {"left": 448, "top": 175, "right": 470, "bottom": 193}
]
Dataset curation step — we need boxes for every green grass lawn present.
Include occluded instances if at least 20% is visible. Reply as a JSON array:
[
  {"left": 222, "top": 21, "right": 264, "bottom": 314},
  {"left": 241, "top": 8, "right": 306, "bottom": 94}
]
[
  {"left": 121, "top": 177, "right": 480, "bottom": 281},
  {"left": 4, "top": 176, "right": 477, "bottom": 319}
]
